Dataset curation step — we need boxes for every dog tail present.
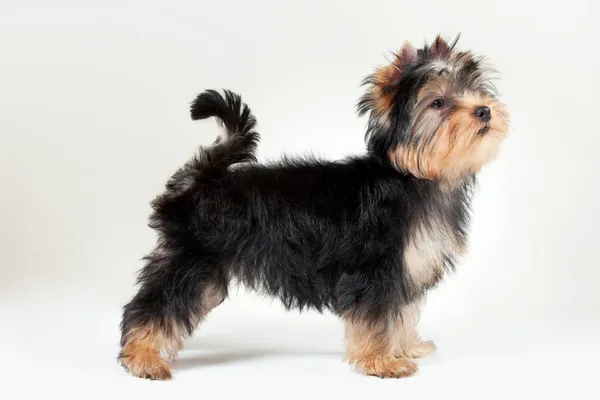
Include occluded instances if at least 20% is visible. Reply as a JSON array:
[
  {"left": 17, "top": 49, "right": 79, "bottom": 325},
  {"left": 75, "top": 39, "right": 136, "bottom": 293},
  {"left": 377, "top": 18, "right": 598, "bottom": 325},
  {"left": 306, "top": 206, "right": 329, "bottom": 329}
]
[{"left": 189, "top": 89, "right": 260, "bottom": 169}]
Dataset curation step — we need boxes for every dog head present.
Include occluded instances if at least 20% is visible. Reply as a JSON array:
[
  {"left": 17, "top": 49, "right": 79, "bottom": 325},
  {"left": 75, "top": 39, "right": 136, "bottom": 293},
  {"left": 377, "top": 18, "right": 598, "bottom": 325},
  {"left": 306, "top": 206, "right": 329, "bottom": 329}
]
[{"left": 358, "top": 35, "right": 509, "bottom": 186}]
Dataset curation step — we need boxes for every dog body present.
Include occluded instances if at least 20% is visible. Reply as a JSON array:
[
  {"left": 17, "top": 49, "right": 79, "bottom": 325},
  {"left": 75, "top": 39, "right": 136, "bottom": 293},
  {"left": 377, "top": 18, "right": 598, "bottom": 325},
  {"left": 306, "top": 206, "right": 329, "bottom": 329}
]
[{"left": 118, "top": 36, "right": 508, "bottom": 380}]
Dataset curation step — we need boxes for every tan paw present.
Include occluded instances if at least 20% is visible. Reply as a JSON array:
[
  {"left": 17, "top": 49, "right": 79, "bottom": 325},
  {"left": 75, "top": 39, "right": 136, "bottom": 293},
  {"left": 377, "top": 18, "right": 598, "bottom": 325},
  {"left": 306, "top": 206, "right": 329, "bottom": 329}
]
[
  {"left": 401, "top": 340, "right": 436, "bottom": 359},
  {"left": 356, "top": 357, "right": 418, "bottom": 378},
  {"left": 119, "top": 348, "right": 172, "bottom": 380}
]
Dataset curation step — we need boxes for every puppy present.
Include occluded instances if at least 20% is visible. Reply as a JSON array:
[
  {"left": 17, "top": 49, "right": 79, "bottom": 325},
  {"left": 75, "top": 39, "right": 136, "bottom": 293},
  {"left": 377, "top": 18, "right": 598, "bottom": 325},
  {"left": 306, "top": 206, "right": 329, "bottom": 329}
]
[{"left": 118, "top": 35, "right": 509, "bottom": 380}]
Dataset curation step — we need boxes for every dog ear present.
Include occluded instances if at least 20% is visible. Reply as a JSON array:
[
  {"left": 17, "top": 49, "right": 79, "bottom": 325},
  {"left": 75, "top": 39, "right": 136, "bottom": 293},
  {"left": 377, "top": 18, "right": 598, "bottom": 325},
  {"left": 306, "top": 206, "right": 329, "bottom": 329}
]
[
  {"left": 393, "top": 41, "right": 418, "bottom": 68},
  {"left": 430, "top": 35, "right": 452, "bottom": 59}
]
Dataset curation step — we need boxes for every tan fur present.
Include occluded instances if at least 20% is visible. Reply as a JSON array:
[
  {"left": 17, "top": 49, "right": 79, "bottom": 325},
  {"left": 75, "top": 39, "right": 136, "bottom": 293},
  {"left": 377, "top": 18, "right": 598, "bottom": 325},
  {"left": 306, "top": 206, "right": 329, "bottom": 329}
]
[
  {"left": 364, "top": 64, "right": 399, "bottom": 129},
  {"left": 398, "top": 209, "right": 469, "bottom": 359},
  {"left": 202, "top": 283, "right": 226, "bottom": 311},
  {"left": 344, "top": 317, "right": 417, "bottom": 378},
  {"left": 403, "top": 214, "right": 465, "bottom": 291},
  {"left": 119, "top": 283, "right": 225, "bottom": 380},
  {"left": 389, "top": 95, "right": 508, "bottom": 186},
  {"left": 364, "top": 47, "right": 509, "bottom": 187},
  {"left": 393, "top": 302, "right": 436, "bottom": 359},
  {"left": 118, "top": 322, "right": 178, "bottom": 380}
]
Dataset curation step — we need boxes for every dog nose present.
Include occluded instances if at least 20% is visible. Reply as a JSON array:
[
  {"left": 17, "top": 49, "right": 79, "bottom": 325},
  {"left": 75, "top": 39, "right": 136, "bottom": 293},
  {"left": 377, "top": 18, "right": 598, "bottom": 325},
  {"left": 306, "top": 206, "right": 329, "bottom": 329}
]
[{"left": 474, "top": 106, "right": 491, "bottom": 122}]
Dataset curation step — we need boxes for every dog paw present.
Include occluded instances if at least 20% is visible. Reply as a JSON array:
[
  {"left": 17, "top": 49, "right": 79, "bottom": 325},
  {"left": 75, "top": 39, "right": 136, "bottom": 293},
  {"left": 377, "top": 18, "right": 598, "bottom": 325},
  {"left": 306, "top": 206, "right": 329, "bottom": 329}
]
[
  {"left": 356, "top": 357, "right": 418, "bottom": 378},
  {"left": 401, "top": 340, "right": 436, "bottom": 359},
  {"left": 119, "top": 349, "right": 172, "bottom": 380}
]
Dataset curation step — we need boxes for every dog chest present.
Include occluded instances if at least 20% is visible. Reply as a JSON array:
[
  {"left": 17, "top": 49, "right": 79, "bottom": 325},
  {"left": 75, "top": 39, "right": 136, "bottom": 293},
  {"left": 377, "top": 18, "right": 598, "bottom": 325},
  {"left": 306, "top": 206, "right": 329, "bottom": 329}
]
[{"left": 402, "top": 216, "right": 463, "bottom": 290}]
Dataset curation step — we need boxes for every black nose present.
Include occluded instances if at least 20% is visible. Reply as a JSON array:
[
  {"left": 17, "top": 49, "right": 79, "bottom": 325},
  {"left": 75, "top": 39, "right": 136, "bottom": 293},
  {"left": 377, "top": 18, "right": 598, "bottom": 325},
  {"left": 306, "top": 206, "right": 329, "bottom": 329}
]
[{"left": 474, "top": 106, "right": 491, "bottom": 122}]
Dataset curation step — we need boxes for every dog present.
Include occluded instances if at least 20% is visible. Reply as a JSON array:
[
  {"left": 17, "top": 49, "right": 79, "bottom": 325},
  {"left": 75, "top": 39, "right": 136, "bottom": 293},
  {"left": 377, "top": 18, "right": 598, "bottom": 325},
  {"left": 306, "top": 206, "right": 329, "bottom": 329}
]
[{"left": 118, "top": 35, "right": 509, "bottom": 380}]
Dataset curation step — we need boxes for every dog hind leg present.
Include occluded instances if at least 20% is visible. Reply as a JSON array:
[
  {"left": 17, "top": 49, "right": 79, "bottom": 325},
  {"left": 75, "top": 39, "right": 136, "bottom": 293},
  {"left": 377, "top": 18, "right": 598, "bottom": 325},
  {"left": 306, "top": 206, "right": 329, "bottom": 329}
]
[{"left": 118, "top": 248, "right": 227, "bottom": 380}]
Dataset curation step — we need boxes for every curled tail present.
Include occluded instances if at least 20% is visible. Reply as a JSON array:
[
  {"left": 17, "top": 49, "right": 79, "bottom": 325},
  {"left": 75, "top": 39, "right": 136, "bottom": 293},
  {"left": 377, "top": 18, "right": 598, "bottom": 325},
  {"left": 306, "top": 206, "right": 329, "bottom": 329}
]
[{"left": 190, "top": 89, "right": 260, "bottom": 169}]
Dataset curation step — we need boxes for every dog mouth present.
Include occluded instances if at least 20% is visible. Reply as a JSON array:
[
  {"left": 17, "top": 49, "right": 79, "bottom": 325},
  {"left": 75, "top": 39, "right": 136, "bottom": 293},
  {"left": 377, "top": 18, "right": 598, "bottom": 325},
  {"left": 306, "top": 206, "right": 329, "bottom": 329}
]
[{"left": 477, "top": 124, "right": 490, "bottom": 135}]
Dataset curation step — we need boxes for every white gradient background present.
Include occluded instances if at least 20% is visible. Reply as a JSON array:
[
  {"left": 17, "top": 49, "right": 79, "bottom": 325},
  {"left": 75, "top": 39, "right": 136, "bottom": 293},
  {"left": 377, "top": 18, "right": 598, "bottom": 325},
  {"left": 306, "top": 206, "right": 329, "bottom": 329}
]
[{"left": 1, "top": 0, "right": 598, "bottom": 398}]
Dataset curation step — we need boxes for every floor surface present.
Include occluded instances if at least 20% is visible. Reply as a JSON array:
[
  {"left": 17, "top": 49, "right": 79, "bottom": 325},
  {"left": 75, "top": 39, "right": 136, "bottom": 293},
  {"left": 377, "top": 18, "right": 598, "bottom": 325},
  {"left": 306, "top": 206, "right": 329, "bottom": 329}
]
[{"left": 2, "top": 286, "right": 598, "bottom": 399}]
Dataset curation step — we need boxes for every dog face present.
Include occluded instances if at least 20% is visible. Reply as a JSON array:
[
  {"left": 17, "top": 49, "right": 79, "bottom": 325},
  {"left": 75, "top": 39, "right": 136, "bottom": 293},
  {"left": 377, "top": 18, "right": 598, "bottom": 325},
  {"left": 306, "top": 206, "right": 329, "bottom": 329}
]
[{"left": 358, "top": 36, "right": 509, "bottom": 185}]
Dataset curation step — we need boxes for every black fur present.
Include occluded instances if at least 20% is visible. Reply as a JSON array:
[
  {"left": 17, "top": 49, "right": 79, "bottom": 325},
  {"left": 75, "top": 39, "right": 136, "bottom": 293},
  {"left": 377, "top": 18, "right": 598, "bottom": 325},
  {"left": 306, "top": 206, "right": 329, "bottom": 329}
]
[{"left": 119, "top": 88, "right": 475, "bottom": 344}]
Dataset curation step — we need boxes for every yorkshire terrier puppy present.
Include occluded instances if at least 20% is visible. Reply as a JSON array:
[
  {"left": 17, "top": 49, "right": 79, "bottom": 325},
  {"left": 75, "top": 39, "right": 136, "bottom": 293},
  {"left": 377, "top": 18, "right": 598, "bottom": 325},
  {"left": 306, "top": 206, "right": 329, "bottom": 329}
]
[{"left": 118, "top": 35, "right": 509, "bottom": 380}]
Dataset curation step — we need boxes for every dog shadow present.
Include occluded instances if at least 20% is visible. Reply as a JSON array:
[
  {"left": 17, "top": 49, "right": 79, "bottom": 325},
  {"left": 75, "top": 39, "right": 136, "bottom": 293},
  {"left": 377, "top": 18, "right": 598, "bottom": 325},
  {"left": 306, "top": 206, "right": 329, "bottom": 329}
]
[{"left": 173, "top": 336, "right": 343, "bottom": 371}]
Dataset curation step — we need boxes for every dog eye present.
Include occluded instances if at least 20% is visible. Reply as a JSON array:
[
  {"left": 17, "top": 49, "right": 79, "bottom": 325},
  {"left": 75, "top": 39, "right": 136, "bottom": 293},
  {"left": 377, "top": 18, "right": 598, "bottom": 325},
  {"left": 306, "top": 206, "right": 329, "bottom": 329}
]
[{"left": 431, "top": 99, "right": 445, "bottom": 109}]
